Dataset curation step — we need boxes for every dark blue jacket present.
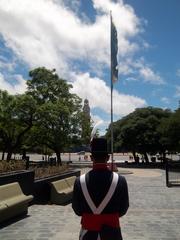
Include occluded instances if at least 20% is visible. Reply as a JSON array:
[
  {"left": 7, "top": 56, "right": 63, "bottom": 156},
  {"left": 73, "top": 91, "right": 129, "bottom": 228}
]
[{"left": 72, "top": 169, "right": 129, "bottom": 217}]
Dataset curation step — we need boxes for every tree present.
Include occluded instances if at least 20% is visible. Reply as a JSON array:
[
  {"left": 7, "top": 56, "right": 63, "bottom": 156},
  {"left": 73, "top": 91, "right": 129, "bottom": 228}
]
[
  {"left": 27, "top": 67, "right": 72, "bottom": 105},
  {"left": 106, "top": 107, "right": 172, "bottom": 162},
  {"left": 159, "top": 109, "right": 180, "bottom": 153},
  {"left": 0, "top": 90, "right": 36, "bottom": 160},
  {"left": 26, "top": 67, "right": 82, "bottom": 165}
]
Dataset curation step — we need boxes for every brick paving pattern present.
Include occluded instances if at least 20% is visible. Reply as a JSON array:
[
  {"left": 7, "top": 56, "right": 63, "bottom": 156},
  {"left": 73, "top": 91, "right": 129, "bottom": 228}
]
[{"left": 0, "top": 168, "right": 180, "bottom": 240}]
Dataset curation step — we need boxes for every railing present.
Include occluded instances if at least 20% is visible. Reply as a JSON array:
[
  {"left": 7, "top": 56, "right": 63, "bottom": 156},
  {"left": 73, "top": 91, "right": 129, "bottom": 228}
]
[{"left": 166, "top": 160, "right": 180, "bottom": 187}]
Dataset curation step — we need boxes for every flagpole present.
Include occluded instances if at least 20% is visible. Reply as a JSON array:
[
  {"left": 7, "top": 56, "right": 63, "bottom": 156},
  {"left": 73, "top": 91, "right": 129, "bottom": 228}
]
[
  {"left": 110, "top": 11, "right": 114, "bottom": 166},
  {"left": 111, "top": 66, "right": 114, "bottom": 164}
]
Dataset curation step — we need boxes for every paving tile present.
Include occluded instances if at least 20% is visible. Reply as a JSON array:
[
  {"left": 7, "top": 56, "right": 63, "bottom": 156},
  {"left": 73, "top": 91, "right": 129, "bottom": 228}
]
[{"left": 0, "top": 168, "right": 180, "bottom": 239}]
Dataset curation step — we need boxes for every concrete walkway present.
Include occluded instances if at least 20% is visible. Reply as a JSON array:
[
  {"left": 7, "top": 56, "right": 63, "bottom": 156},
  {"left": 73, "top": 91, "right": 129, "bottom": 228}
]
[{"left": 0, "top": 168, "right": 180, "bottom": 240}]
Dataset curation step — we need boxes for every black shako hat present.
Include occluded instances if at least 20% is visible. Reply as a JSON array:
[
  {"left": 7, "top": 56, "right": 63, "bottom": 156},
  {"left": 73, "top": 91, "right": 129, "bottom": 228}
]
[{"left": 90, "top": 138, "right": 108, "bottom": 154}]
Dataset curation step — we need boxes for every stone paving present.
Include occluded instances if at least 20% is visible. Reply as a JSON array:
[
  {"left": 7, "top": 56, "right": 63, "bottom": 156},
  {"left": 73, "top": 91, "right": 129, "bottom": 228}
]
[{"left": 0, "top": 168, "right": 180, "bottom": 240}]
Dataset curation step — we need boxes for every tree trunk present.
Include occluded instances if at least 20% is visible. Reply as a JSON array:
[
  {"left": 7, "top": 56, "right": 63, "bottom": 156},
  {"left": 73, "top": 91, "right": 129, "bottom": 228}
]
[
  {"left": 162, "top": 151, "right": 166, "bottom": 164},
  {"left": 135, "top": 155, "right": 139, "bottom": 163},
  {"left": 56, "top": 151, "right": 62, "bottom": 166},
  {"left": 132, "top": 150, "right": 136, "bottom": 161},
  {"left": 1, "top": 151, "right": 5, "bottom": 160},
  {"left": 143, "top": 152, "right": 149, "bottom": 163},
  {"left": 22, "top": 149, "right": 26, "bottom": 160},
  {"left": 6, "top": 150, "right": 13, "bottom": 161}
]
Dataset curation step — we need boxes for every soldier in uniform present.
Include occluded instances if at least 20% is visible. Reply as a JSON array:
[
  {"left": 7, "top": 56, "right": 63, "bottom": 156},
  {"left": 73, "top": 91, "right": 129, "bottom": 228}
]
[{"left": 72, "top": 137, "right": 129, "bottom": 240}]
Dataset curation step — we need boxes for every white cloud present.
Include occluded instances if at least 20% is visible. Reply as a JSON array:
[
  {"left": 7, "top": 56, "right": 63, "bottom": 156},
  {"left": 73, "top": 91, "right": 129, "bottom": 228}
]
[
  {"left": 139, "top": 66, "right": 164, "bottom": 85},
  {"left": 161, "top": 97, "right": 170, "bottom": 104},
  {"left": 125, "top": 77, "right": 138, "bottom": 82},
  {"left": 118, "top": 60, "right": 135, "bottom": 76},
  {"left": 0, "top": 60, "right": 15, "bottom": 72},
  {"left": 175, "top": 86, "right": 180, "bottom": 98},
  {"left": 93, "top": 0, "right": 141, "bottom": 37},
  {"left": 0, "top": 72, "right": 26, "bottom": 94},
  {"left": 70, "top": 72, "right": 146, "bottom": 116},
  {"left": 118, "top": 57, "right": 164, "bottom": 85},
  {"left": 0, "top": 0, "right": 142, "bottom": 73},
  {"left": 0, "top": 0, "right": 152, "bottom": 116}
]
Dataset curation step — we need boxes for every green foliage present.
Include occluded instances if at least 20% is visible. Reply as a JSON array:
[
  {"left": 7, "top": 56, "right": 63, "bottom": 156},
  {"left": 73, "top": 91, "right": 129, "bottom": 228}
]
[
  {"left": 0, "top": 90, "right": 36, "bottom": 160},
  {"left": 0, "top": 67, "right": 84, "bottom": 163},
  {"left": 158, "top": 109, "right": 180, "bottom": 152},
  {"left": 106, "top": 107, "right": 173, "bottom": 159},
  {"left": 27, "top": 67, "right": 72, "bottom": 105},
  {"left": 26, "top": 67, "right": 83, "bottom": 164}
]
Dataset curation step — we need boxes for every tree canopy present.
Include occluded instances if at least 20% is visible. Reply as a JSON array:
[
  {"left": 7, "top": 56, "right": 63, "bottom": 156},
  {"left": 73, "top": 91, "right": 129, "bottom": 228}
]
[
  {"left": 26, "top": 67, "right": 83, "bottom": 164},
  {"left": 0, "top": 67, "right": 86, "bottom": 163},
  {"left": 1, "top": 67, "right": 179, "bottom": 164},
  {"left": 0, "top": 90, "right": 36, "bottom": 160},
  {"left": 106, "top": 107, "right": 173, "bottom": 162}
]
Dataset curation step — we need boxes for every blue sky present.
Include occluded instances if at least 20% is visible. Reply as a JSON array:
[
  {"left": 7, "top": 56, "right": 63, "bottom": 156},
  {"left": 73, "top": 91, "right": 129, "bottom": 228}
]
[{"left": 0, "top": 0, "right": 180, "bottom": 134}]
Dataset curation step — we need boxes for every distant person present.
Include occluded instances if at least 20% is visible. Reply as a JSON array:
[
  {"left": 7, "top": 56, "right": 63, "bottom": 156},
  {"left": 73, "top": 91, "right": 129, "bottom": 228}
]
[{"left": 72, "top": 138, "right": 129, "bottom": 240}]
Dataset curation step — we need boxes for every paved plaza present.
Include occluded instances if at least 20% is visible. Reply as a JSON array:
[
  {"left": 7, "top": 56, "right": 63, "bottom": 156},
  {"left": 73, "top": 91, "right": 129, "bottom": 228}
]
[{"left": 0, "top": 168, "right": 180, "bottom": 240}]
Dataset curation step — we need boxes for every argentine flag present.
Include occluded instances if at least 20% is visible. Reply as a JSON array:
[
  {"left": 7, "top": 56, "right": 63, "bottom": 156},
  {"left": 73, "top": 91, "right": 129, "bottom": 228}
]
[{"left": 111, "top": 14, "right": 118, "bottom": 83}]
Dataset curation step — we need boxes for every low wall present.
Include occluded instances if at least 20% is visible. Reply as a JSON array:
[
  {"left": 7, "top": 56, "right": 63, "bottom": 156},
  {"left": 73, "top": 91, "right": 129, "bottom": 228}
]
[
  {"left": 116, "top": 162, "right": 165, "bottom": 169},
  {"left": 33, "top": 170, "right": 80, "bottom": 204},
  {"left": 0, "top": 169, "right": 80, "bottom": 204},
  {"left": 0, "top": 170, "right": 35, "bottom": 195},
  {"left": 166, "top": 161, "right": 180, "bottom": 187}
]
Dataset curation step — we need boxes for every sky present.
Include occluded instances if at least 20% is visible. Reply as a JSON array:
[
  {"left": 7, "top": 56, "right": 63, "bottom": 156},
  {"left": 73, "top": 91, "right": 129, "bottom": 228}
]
[{"left": 0, "top": 0, "right": 180, "bottom": 134}]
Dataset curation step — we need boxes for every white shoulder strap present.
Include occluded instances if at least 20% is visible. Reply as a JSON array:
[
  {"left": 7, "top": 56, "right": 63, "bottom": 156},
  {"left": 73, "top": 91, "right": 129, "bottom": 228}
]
[
  {"left": 96, "top": 172, "right": 118, "bottom": 214},
  {"left": 80, "top": 172, "right": 119, "bottom": 214},
  {"left": 80, "top": 174, "right": 97, "bottom": 213}
]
